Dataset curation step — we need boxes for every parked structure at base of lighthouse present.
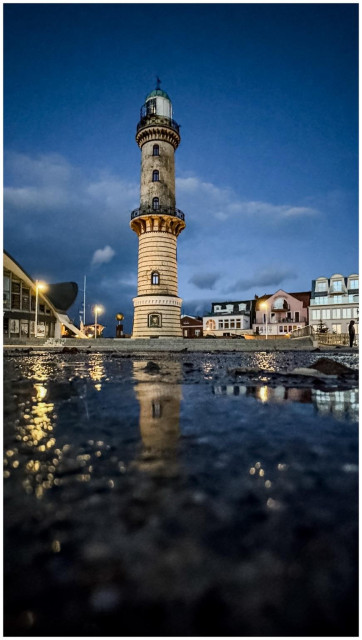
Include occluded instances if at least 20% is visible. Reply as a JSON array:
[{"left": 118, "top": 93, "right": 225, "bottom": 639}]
[{"left": 130, "top": 83, "right": 186, "bottom": 338}]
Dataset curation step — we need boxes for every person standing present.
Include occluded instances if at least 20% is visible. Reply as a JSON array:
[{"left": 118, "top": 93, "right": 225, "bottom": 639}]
[{"left": 348, "top": 320, "right": 355, "bottom": 347}]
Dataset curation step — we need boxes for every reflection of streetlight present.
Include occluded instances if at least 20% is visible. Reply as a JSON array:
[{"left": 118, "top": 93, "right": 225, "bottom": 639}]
[
  {"left": 93, "top": 305, "right": 103, "bottom": 339},
  {"left": 35, "top": 281, "right": 47, "bottom": 338},
  {"left": 261, "top": 302, "right": 268, "bottom": 339}
]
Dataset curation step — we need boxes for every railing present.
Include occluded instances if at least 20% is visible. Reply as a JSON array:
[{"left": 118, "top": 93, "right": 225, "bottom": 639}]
[
  {"left": 131, "top": 206, "right": 185, "bottom": 221},
  {"left": 137, "top": 115, "right": 180, "bottom": 134},
  {"left": 271, "top": 304, "right": 290, "bottom": 312},
  {"left": 310, "top": 295, "right": 359, "bottom": 305},
  {"left": 290, "top": 325, "right": 315, "bottom": 339}
]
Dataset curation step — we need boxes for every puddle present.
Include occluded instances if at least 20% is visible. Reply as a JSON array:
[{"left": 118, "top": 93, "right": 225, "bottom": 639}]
[{"left": 213, "top": 383, "right": 359, "bottom": 422}]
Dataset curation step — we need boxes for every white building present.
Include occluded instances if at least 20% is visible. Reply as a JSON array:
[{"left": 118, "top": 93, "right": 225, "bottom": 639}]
[
  {"left": 203, "top": 300, "right": 252, "bottom": 337},
  {"left": 309, "top": 273, "right": 359, "bottom": 335}
]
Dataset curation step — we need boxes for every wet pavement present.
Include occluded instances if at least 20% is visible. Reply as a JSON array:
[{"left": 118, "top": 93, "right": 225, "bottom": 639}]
[{"left": 4, "top": 350, "right": 359, "bottom": 636}]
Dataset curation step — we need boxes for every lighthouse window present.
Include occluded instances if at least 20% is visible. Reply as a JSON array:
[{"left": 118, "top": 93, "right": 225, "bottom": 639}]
[
  {"left": 152, "top": 145, "right": 159, "bottom": 156},
  {"left": 152, "top": 197, "right": 159, "bottom": 210},
  {"left": 148, "top": 313, "right": 162, "bottom": 328},
  {"left": 152, "top": 170, "right": 159, "bottom": 182},
  {"left": 151, "top": 271, "right": 160, "bottom": 285}
]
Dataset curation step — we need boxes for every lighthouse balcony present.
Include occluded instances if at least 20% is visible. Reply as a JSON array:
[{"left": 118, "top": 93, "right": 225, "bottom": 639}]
[
  {"left": 137, "top": 114, "right": 180, "bottom": 135},
  {"left": 131, "top": 206, "right": 185, "bottom": 221}
]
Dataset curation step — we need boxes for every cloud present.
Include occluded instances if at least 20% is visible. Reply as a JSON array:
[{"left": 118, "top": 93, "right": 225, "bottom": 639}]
[
  {"left": 91, "top": 245, "right": 116, "bottom": 266},
  {"left": 229, "top": 267, "right": 297, "bottom": 293},
  {"left": 189, "top": 272, "right": 220, "bottom": 290},
  {"left": 177, "top": 175, "right": 319, "bottom": 224}
]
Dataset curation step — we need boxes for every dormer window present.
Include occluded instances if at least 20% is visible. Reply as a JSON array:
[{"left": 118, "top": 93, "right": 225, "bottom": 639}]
[
  {"left": 331, "top": 280, "right": 342, "bottom": 292},
  {"left": 152, "top": 170, "right": 159, "bottom": 182},
  {"left": 349, "top": 278, "right": 359, "bottom": 289},
  {"left": 152, "top": 197, "right": 159, "bottom": 210},
  {"left": 315, "top": 280, "right": 327, "bottom": 292},
  {"left": 152, "top": 145, "right": 159, "bottom": 156},
  {"left": 151, "top": 271, "right": 160, "bottom": 285}
]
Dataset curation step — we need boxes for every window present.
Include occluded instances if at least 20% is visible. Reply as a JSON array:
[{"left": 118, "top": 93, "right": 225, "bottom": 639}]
[
  {"left": 316, "top": 281, "right": 327, "bottom": 292},
  {"left": 195, "top": 329, "right": 200, "bottom": 337},
  {"left": 152, "top": 197, "right": 159, "bottom": 210},
  {"left": 3, "top": 275, "right": 10, "bottom": 309},
  {"left": 218, "top": 320, "right": 224, "bottom": 329},
  {"left": 146, "top": 99, "right": 156, "bottom": 115},
  {"left": 331, "top": 280, "right": 342, "bottom": 292},
  {"left": 236, "top": 319, "right": 241, "bottom": 329},
  {"left": 230, "top": 319, "right": 235, "bottom": 329},
  {"left": 349, "top": 279, "right": 359, "bottom": 289},
  {"left": 224, "top": 320, "right": 229, "bottom": 329},
  {"left": 21, "top": 287, "right": 30, "bottom": 310},
  {"left": 11, "top": 279, "right": 21, "bottom": 309},
  {"left": 295, "top": 312, "right": 299, "bottom": 322},
  {"left": 279, "top": 326, "right": 284, "bottom": 333},
  {"left": 321, "top": 309, "right": 331, "bottom": 319},
  {"left": 334, "top": 296, "right": 342, "bottom": 304},
  {"left": 342, "top": 308, "right": 352, "bottom": 318},
  {"left": 332, "top": 308, "right": 341, "bottom": 319},
  {"left": 311, "top": 310, "right": 321, "bottom": 320},
  {"left": 3, "top": 317, "right": 8, "bottom": 336},
  {"left": 151, "top": 271, "right": 160, "bottom": 285},
  {"left": 152, "top": 145, "right": 159, "bottom": 156},
  {"left": 273, "top": 297, "right": 288, "bottom": 309},
  {"left": 148, "top": 313, "right": 162, "bottom": 327},
  {"left": 152, "top": 170, "right": 159, "bottom": 182},
  {"left": 332, "top": 324, "right": 342, "bottom": 334},
  {"left": 206, "top": 319, "right": 216, "bottom": 330}
]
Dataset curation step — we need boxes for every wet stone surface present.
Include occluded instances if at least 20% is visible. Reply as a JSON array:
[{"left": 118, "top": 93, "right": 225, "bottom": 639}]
[{"left": 4, "top": 350, "right": 359, "bottom": 636}]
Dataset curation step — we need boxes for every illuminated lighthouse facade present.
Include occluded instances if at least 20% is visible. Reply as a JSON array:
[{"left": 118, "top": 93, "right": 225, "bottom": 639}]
[{"left": 130, "top": 84, "right": 186, "bottom": 338}]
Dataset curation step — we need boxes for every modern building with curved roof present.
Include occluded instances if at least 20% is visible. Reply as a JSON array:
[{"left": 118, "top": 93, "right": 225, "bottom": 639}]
[{"left": 3, "top": 250, "right": 86, "bottom": 340}]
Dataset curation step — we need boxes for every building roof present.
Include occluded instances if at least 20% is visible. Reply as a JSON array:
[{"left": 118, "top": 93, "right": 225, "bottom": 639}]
[
  {"left": 289, "top": 292, "right": 311, "bottom": 308},
  {"left": 146, "top": 88, "right": 171, "bottom": 101}
]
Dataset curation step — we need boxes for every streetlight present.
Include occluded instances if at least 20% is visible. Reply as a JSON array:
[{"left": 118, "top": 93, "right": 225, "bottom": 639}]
[
  {"left": 93, "top": 305, "right": 103, "bottom": 339},
  {"left": 261, "top": 302, "right": 268, "bottom": 340},
  {"left": 34, "top": 280, "right": 47, "bottom": 338}
]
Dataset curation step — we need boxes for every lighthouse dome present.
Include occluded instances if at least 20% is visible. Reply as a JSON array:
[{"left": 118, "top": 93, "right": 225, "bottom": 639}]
[{"left": 145, "top": 88, "right": 171, "bottom": 101}]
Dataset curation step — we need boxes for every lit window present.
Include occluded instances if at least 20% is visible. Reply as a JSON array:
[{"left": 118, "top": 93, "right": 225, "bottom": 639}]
[
  {"left": 152, "top": 197, "right": 159, "bottom": 210},
  {"left": 151, "top": 271, "right": 160, "bottom": 285},
  {"left": 152, "top": 170, "right": 159, "bottom": 182},
  {"left": 153, "top": 145, "right": 159, "bottom": 156}
]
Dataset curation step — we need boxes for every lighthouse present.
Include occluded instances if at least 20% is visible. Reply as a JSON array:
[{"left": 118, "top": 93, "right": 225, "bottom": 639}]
[{"left": 130, "top": 81, "right": 186, "bottom": 338}]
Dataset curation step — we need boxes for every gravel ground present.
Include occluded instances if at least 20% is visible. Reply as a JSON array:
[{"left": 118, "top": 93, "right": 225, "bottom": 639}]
[{"left": 4, "top": 350, "right": 359, "bottom": 636}]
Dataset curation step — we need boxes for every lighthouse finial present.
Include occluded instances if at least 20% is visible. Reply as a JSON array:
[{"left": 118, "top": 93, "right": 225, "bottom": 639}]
[{"left": 156, "top": 76, "right": 161, "bottom": 90}]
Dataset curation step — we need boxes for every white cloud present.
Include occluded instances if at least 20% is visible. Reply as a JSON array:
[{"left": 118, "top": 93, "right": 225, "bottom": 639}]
[
  {"left": 177, "top": 175, "right": 319, "bottom": 223},
  {"left": 91, "top": 245, "right": 116, "bottom": 266}
]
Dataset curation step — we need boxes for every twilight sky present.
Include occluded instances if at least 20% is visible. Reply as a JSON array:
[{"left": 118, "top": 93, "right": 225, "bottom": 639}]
[{"left": 4, "top": 3, "right": 358, "bottom": 336}]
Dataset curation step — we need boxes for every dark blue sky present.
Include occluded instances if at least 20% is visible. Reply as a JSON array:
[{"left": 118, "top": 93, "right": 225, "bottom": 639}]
[{"left": 4, "top": 4, "right": 358, "bottom": 335}]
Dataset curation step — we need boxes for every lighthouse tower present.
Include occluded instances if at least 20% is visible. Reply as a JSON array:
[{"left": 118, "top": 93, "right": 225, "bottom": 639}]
[{"left": 130, "top": 82, "right": 186, "bottom": 338}]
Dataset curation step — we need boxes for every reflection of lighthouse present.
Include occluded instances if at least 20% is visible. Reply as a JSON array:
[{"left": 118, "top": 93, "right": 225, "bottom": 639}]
[
  {"left": 130, "top": 81, "right": 186, "bottom": 338},
  {"left": 132, "top": 361, "right": 182, "bottom": 475}
]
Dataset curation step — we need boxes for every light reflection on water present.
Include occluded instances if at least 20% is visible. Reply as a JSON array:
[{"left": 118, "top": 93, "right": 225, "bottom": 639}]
[
  {"left": 132, "top": 361, "right": 182, "bottom": 475},
  {"left": 213, "top": 384, "right": 359, "bottom": 422}
]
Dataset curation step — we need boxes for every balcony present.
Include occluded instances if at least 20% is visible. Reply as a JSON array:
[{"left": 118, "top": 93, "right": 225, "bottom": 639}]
[
  {"left": 311, "top": 295, "right": 359, "bottom": 306},
  {"left": 131, "top": 206, "right": 185, "bottom": 221},
  {"left": 137, "top": 114, "right": 180, "bottom": 135},
  {"left": 271, "top": 304, "right": 290, "bottom": 312}
]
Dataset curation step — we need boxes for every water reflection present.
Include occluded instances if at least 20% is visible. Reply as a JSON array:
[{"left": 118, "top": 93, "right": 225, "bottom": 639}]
[
  {"left": 7, "top": 359, "right": 58, "bottom": 499},
  {"left": 132, "top": 361, "right": 182, "bottom": 475},
  {"left": 213, "top": 384, "right": 359, "bottom": 422}
]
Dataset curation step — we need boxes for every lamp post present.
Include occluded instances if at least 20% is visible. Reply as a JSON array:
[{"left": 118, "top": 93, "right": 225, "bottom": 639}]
[
  {"left": 34, "top": 281, "right": 47, "bottom": 338},
  {"left": 261, "top": 302, "right": 268, "bottom": 340},
  {"left": 93, "top": 305, "right": 103, "bottom": 339}
]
